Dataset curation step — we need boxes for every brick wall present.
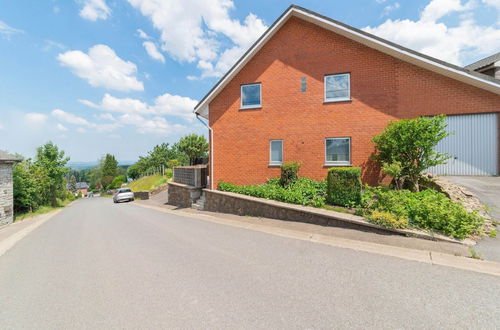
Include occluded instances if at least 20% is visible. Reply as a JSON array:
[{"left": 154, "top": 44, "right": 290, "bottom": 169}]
[
  {"left": 0, "top": 163, "right": 14, "bottom": 226},
  {"left": 209, "top": 16, "right": 500, "bottom": 186}
]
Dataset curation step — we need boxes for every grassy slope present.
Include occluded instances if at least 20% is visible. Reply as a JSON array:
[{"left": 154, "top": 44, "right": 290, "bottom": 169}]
[
  {"left": 126, "top": 175, "right": 169, "bottom": 192},
  {"left": 14, "top": 199, "right": 73, "bottom": 221}
]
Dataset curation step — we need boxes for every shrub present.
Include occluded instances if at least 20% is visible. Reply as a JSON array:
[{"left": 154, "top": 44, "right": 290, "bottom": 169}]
[
  {"left": 372, "top": 115, "right": 450, "bottom": 191},
  {"left": 165, "top": 168, "right": 173, "bottom": 179},
  {"left": 110, "top": 175, "right": 126, "bottom": 189},
  {"left": 219, "top": 177, "right": 326, "bottom": 207},
  {"left": 365, "top": 187, "right": 484, "bottom": 239},
  {"left": 326, "top": 167, "right": 362, "bottom": 207},
  {"left": 167, "top": 159, "right": 181, "bottom": 168},
  {"left": 368, "top": 211, "right": 409, "bottom": 229},
  {"left": 280, "top": 162, "right": 301, "bottom": 187}
]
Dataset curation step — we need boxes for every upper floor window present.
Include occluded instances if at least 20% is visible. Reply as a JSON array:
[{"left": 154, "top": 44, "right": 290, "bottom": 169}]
[
  {"left": 325, "top": 137, "right": 351, "bottom": 166},
  {"left": 269, "top": 140, "right": 283, "bottom": 165},
  {"left": 241, "top": 83, "right": 262, "bottom": 109},
  {"left": 324, "top": 73, "right": 350, "bottom": 102}
]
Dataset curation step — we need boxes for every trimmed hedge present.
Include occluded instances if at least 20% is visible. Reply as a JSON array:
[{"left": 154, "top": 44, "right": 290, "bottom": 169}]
[{"left": 326, "top": 167, "right": 362, "bottom": 207}]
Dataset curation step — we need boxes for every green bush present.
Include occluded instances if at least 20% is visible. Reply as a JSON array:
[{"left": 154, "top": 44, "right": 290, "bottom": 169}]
[
  {"left": 110, "top": 175, "right": 126, "bottom": 189},
  {"left": 280, "top": 162, "right": 301, "bottom": 187},
  {"left": 368, "top": 210, "right": 409, "bottom": 229},
  {"left": 326, "top": 167, "right": 362, "bottom": 207},
  {"left": 365, "top": 187, "right": 484, "bottom": 239},
  {"left": 165, "top": 168, "right": 173, "bottom": 179},
  {"left": 219, "top": 177, "right": 326, "bottom": 207}
]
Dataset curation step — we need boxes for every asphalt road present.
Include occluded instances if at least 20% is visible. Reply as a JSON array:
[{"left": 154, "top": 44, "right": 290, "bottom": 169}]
[{"left": 0, "top": 198, "right": 499, "bottom": 329}]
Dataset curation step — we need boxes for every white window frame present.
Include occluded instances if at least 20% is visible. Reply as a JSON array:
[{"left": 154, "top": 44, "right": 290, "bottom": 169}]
[
  {"left": 324, "top": 73, "right": 350, "bottom": 103},
  {"left": 269, "top": 139, "right": 283, "bottom": 166},
  {"left": 240, "top": 83, "right": 262, "bottom": 109},
  {"left": 325, "top": 137, "right": 351, "bottom": 166}
]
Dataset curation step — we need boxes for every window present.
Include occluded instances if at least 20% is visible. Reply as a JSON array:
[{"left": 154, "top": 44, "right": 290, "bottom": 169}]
[
  {"left": 241, "top": 83, "right": 261, "bottom": 109},
  {"left": 324, "top": 73, "right": 350, "bottom": 102},
  {"left": 269, "top": 140, "right": 283, "bottom": 165},
  {"left": 325, "top": 138, "right": 350, "bottom": 165},
  {"left": 301, "top": 77, "right": 307, "bottom": 92}
]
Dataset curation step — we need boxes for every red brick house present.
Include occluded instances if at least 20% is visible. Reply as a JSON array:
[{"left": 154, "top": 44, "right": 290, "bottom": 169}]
[{"left": 194, "top": 5, "right": 500, "bottom": 189}]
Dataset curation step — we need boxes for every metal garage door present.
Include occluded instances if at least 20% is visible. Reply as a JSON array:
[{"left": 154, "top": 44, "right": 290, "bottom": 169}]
[{"left": 428, "top": 113, "right": 498, "bottom": 176}]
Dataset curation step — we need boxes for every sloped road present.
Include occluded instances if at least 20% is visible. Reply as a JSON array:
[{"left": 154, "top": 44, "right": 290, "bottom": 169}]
[{"left": 0, "top": 198, "right": 498, "bottom": 329}]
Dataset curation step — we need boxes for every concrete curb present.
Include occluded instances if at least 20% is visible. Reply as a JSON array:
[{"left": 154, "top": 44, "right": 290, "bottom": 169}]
[{"left": 133, "top": 202, "right": 500, "bottom": 277}]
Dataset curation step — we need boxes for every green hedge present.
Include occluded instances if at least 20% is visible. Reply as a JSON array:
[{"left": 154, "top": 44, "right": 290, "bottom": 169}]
[
  {"left": 219, "top": 178, "right": 326, "bottom": 207},
  {"left": 326, "top": 167, "right": 362, "bottom": 207},
  {"left": 280, "top": 162, "right": 301, "bottom": 187}
]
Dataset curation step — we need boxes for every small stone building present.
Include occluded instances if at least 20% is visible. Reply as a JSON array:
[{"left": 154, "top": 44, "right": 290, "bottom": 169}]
[{"left": 0, "top": 150, "right": 21, "bottom": 226}]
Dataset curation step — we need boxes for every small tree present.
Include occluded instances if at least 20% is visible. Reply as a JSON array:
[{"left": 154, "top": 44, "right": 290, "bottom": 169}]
[
  {"left": 176, "top": 134, "right": 208, "bottom": 165},
  {"left": 68, "top": 175, "right": 77, "bottom": 193},
  {"left": 372, "top": 115, "right": 450, "bottom": 192},
  {"left": 280, "top": 162, "right": 301, "bottom": 187}
]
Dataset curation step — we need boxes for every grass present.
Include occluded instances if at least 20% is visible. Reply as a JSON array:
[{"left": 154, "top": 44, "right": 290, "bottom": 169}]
[
  {"left": 14, "top": 199, "right": 73, "bottom": 222},
  {"left": 126, "top": 174, "right": 170, "bottom": 192}
]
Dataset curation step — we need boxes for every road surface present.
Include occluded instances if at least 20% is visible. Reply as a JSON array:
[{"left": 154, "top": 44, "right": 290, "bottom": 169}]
[{"left": 0, "top": 198, "right": 498, "bottom": 329}]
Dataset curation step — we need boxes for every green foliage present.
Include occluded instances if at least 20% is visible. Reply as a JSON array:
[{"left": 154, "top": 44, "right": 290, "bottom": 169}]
[
  {"left": 127, "top": 164, "right": 141, "bottom": 180},
  {"left": 280, "top": 162, "right": 301, "bottom": 187},
  {"left": 34, "top": 142, "right": 70, "bottom": 207},
  {"left": 326, "top": 167, "right": 362, "bottom": 207},
  {"left": 372, "top": 115, "right": 450, "bottom": 191},
  {"left": 219, "top": 178, "right": 327, "bottom": 208},
  {"left": 165, "top": 168, "right": 173, "bottom": 179},
  {"left": 101, "top": 154, "right": 118, "bottom": 188},
  {"left": 126, "top": 174, "right": 168, "bottom": 192},
  {"left": 368, "top": 211, "right": 409, "bottom": 229},
  {"left": 13, "top": 160, "right": 43, "bottom": 213},
  {"left": 167, "top": 159, "right": 181, "bottom": 168},
  {"left": 381, "top": 161, "right": 404, "bottom": 190},
  {"left": 68, "top": 175, "right": 77, "bottom": 193},
  {"left": 110, "top": 175, "right": 126, "bottom": 189},
  {"left": 176, "top": 134, "right": 208, "bottom": 165},
  {"left": 489, "top": 230, "right": 497, "bottom": 238},
  {"left": 364, "top": 187, "right": 484, "bottom": 239}
]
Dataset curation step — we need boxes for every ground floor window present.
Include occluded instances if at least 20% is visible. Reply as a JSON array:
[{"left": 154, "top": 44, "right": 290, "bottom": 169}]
[
  {"left": 270, "top": 140, "right": 283, "bottom": 165},
  {"left": 325, "top": 137, "right": 350, "bottom": 166}
]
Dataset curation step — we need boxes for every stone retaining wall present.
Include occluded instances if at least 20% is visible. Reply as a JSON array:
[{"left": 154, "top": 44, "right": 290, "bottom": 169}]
[
  {"left": 203, "top": 189, "right": 467, "bottom": 244},
  {"left": 167, "top": 182, "right": 202, "bottom": 208},
  {"left": 134, "top": 191, "right": 150, "bottom": 200},
  {"left": 0, "top": 164, "right": 14, "bottom": 226}
]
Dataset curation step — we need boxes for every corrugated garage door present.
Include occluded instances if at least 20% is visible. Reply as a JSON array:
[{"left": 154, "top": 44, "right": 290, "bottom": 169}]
[{"left": 428, "top": 113, "right": 498, "bottom": 176}]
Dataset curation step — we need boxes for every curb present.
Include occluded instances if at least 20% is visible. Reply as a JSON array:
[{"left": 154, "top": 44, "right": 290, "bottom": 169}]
[{"left": 133, "top": 201, "right": 500, "bottom": 277}]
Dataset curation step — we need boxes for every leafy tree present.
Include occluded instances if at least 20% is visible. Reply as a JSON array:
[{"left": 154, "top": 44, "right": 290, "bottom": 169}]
[
  {"left": 110, "top": 175, "right": 127, "bottom": 189},
  {"left": 13, "top": 160, "right": 41, "bottom": 213},
  {"left": 127, "top": 164, "right": 141, "bottom": 180},
  {"left": 101, "top": 154, "right": 118, "bottom": 188},
  {"left": 372, "top": 115, "right": 450, "bottom": 192},
  {"left": 68, "top": 175, "right": 77, "bottom": 193},
  {"left": 176, "top": 134, "right": 208, "bottom": 165},
  {"left": 34, "top": 142, "right": 70, "bottom": 206}
]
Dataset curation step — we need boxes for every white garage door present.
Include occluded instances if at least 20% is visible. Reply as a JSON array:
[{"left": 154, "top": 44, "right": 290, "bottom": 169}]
[{"left": 428, "top": 113, "right": 498, "bottom": 176}]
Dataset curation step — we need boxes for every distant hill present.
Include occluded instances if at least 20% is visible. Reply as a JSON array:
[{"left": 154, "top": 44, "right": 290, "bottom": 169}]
[{"left": 68, "top": 161, "right": 134, "bottom": 170}]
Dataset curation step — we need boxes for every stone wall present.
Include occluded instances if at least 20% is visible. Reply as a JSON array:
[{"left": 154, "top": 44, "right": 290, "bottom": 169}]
[
  {"left": 0, "top": 163, "right": 14, "bottom": 226},
  {"left": 134, "top": 191, "right": 150, "bottom": 200},
  {"left": 167, "top": 182, "right": 202, "bottom": 208},
  {"left": 203, "top": 189, "right": 400, "bottom": 235}
]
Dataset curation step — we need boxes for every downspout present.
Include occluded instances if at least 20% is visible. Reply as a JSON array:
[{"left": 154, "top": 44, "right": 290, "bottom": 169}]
[{"left": 196, "top": 114, "right": 214, "bottom": 190}]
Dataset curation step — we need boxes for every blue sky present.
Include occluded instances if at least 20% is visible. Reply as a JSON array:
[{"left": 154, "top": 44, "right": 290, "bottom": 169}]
[{"left": 0, "top": 0, "right": 499, "bottom": 162}]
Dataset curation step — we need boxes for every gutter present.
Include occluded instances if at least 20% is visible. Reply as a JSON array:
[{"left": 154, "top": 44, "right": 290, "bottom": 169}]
[{"left": 196, "top": 114, "right": 214, "bottom": 190}]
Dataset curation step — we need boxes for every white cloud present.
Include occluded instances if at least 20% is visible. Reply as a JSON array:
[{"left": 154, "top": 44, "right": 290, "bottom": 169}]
[
  {"left": 80, "top": 92, "right": 197, "bottom": 122},
  {"left": 364, "top": 0, "right": 500, "bottom": 65},
  {"left": 0, "top": 20, "right": 24, "bottom": 38},
  {"left": 52, "top": 109, "right": 91, "bottom": 126},
  {"left": 79, "top": 0, "right": 111, "bottom": 21},
  {"left": 127, "top": 0, "right": 267, "bottom": 78},
  {"left": 137, "top": 28, "right": 150, "bottom": 39},
  {"left": 382, "top": 2, "right": 400, "bottom": 17},
  {"left": 57, "top": 44, "right": 144, "bottom": 91},
  {"left": 24, "top": 113, "right": 47, "bottom": 125},
  {"left": 56, "top": 123, "right": 68, "bottom": 131},
  {"left": 143, "top": 41, "right": 165, "bottom": 63},
  {"left": 76, "top": 127, "right": 87, "bottom": 133}
]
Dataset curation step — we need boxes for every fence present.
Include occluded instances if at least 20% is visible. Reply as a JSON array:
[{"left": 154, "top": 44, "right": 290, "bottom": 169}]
[{"left": 172, "top": 165, "right": 208, "bottom": 188}]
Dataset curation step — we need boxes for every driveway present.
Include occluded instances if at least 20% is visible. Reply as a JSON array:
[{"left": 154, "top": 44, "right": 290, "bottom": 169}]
[
  {"left": 0, "top": 198, "right": 499, "bottom": 329},
  {"left": 445, "top": 176, "right": 500, "bottom": 261}
]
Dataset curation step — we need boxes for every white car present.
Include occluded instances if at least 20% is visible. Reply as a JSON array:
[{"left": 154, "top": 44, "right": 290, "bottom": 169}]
[{"left": 113, "top": 188, "right": 134, "bottom": 203}]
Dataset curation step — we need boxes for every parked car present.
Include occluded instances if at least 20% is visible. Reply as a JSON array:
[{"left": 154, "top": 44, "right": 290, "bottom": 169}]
[{"left": 113, "top": 188, "right": 134, "bottom": 203}]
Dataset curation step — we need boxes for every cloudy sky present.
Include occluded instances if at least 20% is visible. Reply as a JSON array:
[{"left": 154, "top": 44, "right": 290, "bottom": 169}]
[{"left": 1, "top": 0, "right": 499, "bottom": 162}]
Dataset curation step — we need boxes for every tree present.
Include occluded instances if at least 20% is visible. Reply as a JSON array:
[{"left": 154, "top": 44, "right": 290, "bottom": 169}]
[
  {"left": 34, "top": 142, "right": 70, "bottom": 206},
  {"left": 127, "top": 164, "right": 141, "bottom": 180},
  {"left": 13, "top": 159, "right": 41, "bottom": 213},
  {"left": 101, "top": 154, "right": 118, "bottom": 188},
  {"left": 372, "top": 115, "right": 450, "bottom": 192},
  {"left": 68, "top": 175, "right": 77, "bottom": 193},
  {"left": 176, "top": 134, "right": 208, "bottom": 165},
  {"left": 110, "top": 175, "right": 126, "bottom": 189}
]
